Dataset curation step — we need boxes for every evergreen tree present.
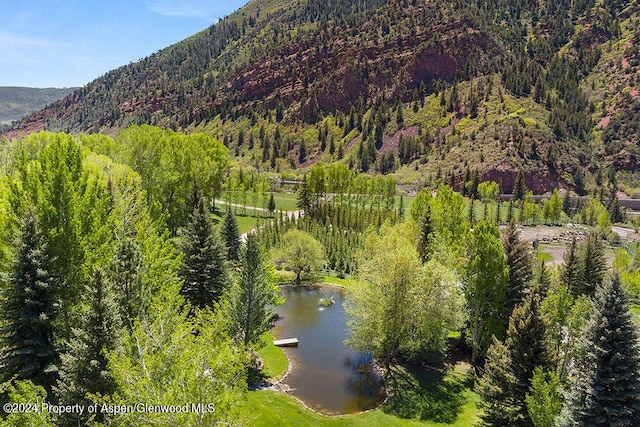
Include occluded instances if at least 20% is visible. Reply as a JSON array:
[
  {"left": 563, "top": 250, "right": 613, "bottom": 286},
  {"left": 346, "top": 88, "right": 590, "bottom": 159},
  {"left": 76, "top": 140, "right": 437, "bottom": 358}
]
[
  {"left": 478, "top": 293, "right": 551, "bottom": 426},
  {"left": 227, "top": 235, "right": 281, "bottom": 347},
  {"left": 111, "top": 236, "right": 142, "bottom": 329},
  {"left": 563, "top": 275, "right": 640, "bottom": 426},
  {"left": 502, "top": 220, "right": 533, "bottom": 321},
  {"left": 563, "top": 190, "right": 573, "bottom": 216},
  {"left": 220, "top": 207, "right": 241, "bottom": 262},
  {"left": 579, "top": 232, "right": 606, "bottom": 296},
  {"left": 298, "top": 141, "right": 307, "bottom": 164},
  {"left": 416, "top": 204, "right": 433, "bottom": 264},
  {"left": 398, "top": 195, "right": 405, "bottom": 221},
  {"left": 535, "top": 261, "right": 551, "bottom": 296},
  {"left": 505, "top": 294, "right": 552, "bottom": 425},
  {"left": 607, "top": 193, "right": 624, "bottom": 224},
  {"left": 297, "top": 175, "right": 311, "bottom": 212},
  {"left": 55, "top": 268, "right": 121, "bottom": 426},
  {"left": 267, "top": 193, "right": 276, "bottom": 216},
  {"left": 179, "top": 197, "right": 228, "bottom": 310},
  {"left": 0, "top": 212, "right": 58, "bottom": 392},
  {"left": 513, "top": 169, "right": 527, "bottom": 202},
  {"left": 560, "top": 237, "right": 582, "bottom": 296},
  {"left": 477, "top": 337, "right": 517, "bottom": 425}
]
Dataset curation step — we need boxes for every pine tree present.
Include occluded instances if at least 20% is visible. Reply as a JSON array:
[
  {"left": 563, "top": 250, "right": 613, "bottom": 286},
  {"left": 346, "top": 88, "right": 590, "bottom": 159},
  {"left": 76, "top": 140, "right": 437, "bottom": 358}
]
[
  {"left": 579, "top": 232, "right": 606, "bottom": 296},
  {"left": 513, "top": 169, "right": 527, "bottom": 202},
  {"left": 398, "top": 195, "right": 405, "bottom": 221},
  {"left": 478, "top": 293, "right": 552, "bottom": 426},
  {"left": 267, "top": 193, "right": 276, "bottom": 216},
  {"left": 179, "top": 197, "right": 228, "bottom": 310},
  {"left": 505, "top": 294, "right": 552, "bottom": 425},
  {"left": 607, "top": 193, "right": 624, "bottom": 223},
  {"left": 220, "top": 207, "right": 241, "bottom": 262},
  {"left": 298, "top": 141, "right": 307, "bottom": 164},
  {"left": 560, "top": 237, "right": 582, "bottom": 296},
  {"left": 0, "top": 212, "right": 58, "bottom": 392},
  {"left": 477, "top": 337, "right": 518, "bottom": 425},
  {"left": 55, "top": 268, "right": 121, "bottom": 426},
  {"left": 535, "top": 261, "right": 551, "bottom": 296},
  {"left": 502, "top": 220, "right": 533, "bottom": 321},
  {"left": 297, "top": 175, "right": 311, "bottom": 212},
  {"left": 111, "top": 236, "right": 142, "bottom": 329},
  {"left": 416, "top": 204, "right": 433, "bottom": 264},
  {"left": 227, "top": 235, "right": 281, "bottom": 347},
  {"left": 563, "top": 275, "right": 640, "bottom": 426}
]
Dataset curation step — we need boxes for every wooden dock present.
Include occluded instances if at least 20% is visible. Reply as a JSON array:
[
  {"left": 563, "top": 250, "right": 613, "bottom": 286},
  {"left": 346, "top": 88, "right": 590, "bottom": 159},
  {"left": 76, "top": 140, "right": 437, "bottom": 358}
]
[{"left": 273, "top": 338, "right": 299, "bottom": 347}]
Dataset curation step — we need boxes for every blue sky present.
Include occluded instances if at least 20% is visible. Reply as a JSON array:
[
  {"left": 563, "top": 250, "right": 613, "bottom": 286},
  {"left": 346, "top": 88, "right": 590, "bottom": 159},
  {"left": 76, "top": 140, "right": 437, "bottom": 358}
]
[{"left": 0, "top": 0, "right": 248, "bottom": 88}]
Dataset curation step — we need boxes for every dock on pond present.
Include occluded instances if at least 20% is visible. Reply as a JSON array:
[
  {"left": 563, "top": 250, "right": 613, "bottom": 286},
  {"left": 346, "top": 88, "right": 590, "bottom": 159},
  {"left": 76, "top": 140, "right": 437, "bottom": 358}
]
[{"left": 273, "top": 338, "right": 299, "bottom": 347}]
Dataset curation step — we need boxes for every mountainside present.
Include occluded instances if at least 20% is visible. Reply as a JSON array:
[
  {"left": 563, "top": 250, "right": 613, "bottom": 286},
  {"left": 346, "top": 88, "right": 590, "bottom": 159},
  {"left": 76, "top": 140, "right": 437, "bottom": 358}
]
[
  {"left": 0, "top": 86, "right": 77, "bottom": 126},
  {"left": 5, "top": 0, "right": 640, "bottom": 194}
]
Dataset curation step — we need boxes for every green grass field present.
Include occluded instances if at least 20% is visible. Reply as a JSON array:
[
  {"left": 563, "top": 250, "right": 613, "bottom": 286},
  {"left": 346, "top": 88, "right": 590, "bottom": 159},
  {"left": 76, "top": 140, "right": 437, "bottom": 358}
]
[
  {"left": 257, "top": 332, "right": 289, "bottom": 382},
  {"left": 212, "top": 212, "right": 261, "bottom": 235}
]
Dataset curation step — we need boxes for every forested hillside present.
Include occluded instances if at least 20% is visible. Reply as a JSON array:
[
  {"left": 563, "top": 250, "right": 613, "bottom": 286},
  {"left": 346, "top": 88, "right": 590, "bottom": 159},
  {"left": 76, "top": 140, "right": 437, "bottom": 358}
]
[
  {"left": 5, "top": 0, "right": 640, "bottom": 192},
  {"left": 0, "top": 87, "right": 77, "bottom": 126}
]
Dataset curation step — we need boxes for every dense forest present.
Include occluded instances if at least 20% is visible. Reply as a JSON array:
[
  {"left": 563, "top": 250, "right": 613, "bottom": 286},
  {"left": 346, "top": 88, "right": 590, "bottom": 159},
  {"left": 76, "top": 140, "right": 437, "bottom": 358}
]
[
  {"left": 0, "top": 127, "right": 638, "bottom": 425},
  {"left": 5, "top": 0, "right": 640, "bottom": 194}
]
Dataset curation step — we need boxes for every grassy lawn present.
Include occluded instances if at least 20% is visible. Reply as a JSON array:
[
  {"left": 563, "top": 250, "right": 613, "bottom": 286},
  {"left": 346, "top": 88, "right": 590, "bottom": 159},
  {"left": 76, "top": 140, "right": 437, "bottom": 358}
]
[
  {"left": 218, "top": 192, "right": 300, "bottom": 212},
  {"left": 212, "top": 212, "right": 261, "bottom": 234},
  {"left": 257, "top": 332, "right": 289, "bottom": 382},
  {"left": 271, "top": 192, "right": 300, "bottom": 211},
  {"left": 321, "top": 274, "right": 357, "bottom": 289}
]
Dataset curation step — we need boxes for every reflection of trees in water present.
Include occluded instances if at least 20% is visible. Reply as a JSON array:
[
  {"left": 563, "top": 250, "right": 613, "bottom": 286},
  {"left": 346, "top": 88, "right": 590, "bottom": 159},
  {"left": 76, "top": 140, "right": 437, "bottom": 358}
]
[{"left": 344, "top": 355, "right": 386, "bottom": 403}]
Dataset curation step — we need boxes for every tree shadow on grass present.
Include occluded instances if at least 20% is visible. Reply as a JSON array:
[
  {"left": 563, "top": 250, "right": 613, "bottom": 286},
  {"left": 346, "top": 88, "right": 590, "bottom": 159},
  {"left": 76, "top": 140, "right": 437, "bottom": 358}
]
[
  {"left": 382, "top": 363, "right": 474, "bottom": 423},
  {"left": 247, "top": 367, "right": 269, "bottom": 387}
]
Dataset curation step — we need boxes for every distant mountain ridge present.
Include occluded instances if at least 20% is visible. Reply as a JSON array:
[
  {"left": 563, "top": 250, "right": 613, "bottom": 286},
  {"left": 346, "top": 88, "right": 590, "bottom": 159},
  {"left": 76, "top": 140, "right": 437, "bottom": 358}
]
[
  {"left": 0, "top": 86, "right": 78, "bottom": 126},
  {"left": 5, "top": 0, "right": 640, "bottom": 194}
]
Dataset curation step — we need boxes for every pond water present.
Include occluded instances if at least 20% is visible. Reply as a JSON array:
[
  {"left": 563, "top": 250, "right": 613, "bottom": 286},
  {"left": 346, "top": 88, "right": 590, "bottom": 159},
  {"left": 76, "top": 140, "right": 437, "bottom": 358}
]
[{"left": 272, "top": 285, "right": 386, "bottom": 415}]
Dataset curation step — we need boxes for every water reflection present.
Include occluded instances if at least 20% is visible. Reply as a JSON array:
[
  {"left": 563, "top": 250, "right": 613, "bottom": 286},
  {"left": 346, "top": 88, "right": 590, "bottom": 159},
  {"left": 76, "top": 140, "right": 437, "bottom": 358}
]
[{"left": 273, "top": 285, "right": 386, "bottom": 415}]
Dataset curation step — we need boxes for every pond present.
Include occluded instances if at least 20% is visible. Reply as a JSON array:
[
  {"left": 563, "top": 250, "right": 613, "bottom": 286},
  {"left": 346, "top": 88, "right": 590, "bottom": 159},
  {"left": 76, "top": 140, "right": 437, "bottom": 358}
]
[{"left": 272, "top": 285, "right": 386, "bottom": 415}]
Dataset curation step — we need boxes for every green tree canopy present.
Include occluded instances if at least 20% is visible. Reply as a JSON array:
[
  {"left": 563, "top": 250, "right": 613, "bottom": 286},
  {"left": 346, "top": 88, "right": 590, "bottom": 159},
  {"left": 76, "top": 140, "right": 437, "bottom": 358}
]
[
  {"left": 465, "top": 220, "right": 508, "bottom": 364},
  {"left": 271, "top": 229, "right": 325, "bottom": 285}
]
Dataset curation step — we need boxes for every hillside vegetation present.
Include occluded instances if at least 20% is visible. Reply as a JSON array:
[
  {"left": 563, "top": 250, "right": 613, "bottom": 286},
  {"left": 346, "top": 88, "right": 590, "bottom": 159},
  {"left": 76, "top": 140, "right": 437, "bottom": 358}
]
[
  {"left": 5, "top": 0, "right": 640, "bottom": 193},
  {"left": 0, "top": 87, "right": 77, "bottom": 125}
]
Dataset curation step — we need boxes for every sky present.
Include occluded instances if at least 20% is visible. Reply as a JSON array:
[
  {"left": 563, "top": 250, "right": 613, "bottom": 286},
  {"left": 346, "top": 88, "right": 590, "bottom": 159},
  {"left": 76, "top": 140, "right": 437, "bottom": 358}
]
[{"left": 0, "top": 0, "right": 249, "bottom": 88}]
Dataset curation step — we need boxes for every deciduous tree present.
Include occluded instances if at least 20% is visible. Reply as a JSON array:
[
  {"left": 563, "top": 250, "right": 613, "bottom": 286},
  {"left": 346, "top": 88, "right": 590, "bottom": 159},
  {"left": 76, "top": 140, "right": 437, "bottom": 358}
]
[
  {"left": 271, "top": 229, "right": 325, "bottom": 285},
  {"left": 465, "top": 221, "right": 508, "bottom": 364}
]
